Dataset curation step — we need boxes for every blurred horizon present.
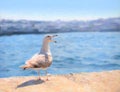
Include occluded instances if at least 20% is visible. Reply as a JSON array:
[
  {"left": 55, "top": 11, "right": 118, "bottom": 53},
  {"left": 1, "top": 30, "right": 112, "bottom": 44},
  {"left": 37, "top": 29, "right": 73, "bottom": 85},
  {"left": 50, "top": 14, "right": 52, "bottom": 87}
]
[{"left": 1, "top": 16, "right": 120, "bottom": 22}]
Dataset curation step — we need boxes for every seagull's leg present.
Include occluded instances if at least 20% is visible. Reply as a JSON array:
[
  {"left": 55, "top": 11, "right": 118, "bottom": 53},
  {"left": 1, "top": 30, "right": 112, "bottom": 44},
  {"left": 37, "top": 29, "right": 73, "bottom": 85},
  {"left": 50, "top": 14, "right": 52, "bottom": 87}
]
[
  {"left": 37, "top": 70, "right": 41, "bottom": 80},
  {"left": 45, "top": 69, "right": 49, "bottom": 81}
]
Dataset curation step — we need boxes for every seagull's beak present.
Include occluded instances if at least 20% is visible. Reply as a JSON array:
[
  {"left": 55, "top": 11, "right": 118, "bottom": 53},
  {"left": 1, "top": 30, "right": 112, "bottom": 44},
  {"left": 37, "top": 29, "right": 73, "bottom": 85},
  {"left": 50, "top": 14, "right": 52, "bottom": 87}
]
[{"left": 52, "top": 35, "right": 58, "bottom": 43}]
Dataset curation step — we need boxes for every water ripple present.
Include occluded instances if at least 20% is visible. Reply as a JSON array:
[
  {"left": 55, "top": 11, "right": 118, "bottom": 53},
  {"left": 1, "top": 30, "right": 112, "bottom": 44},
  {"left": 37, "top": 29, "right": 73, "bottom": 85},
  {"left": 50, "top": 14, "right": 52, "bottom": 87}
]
[{"left": 0, "top": 32, "right": 120, "bottom": 77}]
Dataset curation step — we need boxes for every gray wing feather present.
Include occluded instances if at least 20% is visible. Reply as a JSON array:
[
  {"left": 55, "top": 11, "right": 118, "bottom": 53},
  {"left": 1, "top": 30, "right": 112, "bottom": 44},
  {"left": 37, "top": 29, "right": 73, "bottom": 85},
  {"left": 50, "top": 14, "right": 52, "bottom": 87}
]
[{"left": 25, "top": 54, "right": 46, "bottom": 68}]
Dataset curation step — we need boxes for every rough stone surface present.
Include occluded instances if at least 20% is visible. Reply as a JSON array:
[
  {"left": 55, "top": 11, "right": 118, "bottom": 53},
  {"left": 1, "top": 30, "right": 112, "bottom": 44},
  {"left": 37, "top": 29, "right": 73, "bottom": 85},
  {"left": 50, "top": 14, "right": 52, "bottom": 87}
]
[{"left": 0, "top": 70, "right": 120, "bottom": 92}]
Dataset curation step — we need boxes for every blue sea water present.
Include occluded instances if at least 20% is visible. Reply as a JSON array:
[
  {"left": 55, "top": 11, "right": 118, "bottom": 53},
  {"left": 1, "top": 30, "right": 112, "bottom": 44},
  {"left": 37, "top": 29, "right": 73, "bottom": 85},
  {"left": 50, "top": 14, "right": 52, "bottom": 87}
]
[{"left": 0, "top": 32, "right": 120, "bottom": 78}]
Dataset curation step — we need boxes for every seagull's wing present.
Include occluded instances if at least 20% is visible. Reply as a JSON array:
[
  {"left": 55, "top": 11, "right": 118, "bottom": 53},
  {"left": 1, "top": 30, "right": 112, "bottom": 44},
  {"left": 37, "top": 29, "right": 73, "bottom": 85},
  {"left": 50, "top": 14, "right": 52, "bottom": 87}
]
[
  {"left": 25, "top": 54, "right": 46, "bottom": 68},
  {"left": 21, "top": 53, "right": 52, "bottom": 70}
]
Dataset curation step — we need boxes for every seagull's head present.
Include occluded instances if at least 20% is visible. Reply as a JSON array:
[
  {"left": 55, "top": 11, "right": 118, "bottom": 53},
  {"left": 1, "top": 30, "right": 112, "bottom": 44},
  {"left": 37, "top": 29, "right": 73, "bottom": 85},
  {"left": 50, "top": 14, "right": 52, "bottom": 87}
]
[{"left": 44, "top": 35, "right": 58, "bottom": 43}]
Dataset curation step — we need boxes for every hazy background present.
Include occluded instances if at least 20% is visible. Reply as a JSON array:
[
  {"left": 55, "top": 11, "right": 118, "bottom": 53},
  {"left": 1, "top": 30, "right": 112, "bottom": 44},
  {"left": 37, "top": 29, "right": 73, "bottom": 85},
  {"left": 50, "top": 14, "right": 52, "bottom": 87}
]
[
  {"left": 0, "top": 0, "right": 120, "bottom": 77},
  {"left": 0, "top": 0, "right": 120, "bottom": 20}
]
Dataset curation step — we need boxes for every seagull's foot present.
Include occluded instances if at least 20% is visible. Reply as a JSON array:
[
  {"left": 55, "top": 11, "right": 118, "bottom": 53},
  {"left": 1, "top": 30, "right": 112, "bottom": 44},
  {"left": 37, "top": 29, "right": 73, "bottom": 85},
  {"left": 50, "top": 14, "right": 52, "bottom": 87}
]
[
  {"left": 38, "top": 78, "right": 41, "bottom": 80},
  {"left": 46, "top": 78, "right": 49, "bottom": 81},
  {"left": 37, "top": 77, "right": 42, "bottom": 81}
]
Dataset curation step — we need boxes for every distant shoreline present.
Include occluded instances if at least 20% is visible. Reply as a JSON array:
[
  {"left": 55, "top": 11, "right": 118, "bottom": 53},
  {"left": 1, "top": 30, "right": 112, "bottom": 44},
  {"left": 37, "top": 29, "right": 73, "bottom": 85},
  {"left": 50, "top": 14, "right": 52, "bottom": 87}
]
[
  {"left": 0, "top": 31, "right": 120, "bottom": 37},
  {"left": 0, "top": 17, "right": 120, "bottom": 36}
]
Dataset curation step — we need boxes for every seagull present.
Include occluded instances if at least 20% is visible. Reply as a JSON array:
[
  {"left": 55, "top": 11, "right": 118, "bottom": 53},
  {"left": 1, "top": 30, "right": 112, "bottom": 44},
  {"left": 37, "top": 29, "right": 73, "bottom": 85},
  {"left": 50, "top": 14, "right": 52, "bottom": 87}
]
[{"left": 21, "top": 35, "right": 58, "bottom": 80}]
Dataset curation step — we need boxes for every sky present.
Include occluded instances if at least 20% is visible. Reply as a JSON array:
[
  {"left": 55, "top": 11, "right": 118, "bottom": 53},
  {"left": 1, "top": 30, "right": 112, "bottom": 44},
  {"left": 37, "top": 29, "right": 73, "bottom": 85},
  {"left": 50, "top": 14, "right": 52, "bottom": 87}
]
[{"left": 0, "top": 0, "right": 120, "bottom": 21}]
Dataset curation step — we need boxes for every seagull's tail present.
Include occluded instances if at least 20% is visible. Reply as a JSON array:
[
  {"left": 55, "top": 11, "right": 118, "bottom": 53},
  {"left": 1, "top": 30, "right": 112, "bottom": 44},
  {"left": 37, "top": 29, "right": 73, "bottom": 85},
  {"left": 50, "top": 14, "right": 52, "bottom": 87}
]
[{"left": 20, "top": 65, "right": 30, "bottom": 70}]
